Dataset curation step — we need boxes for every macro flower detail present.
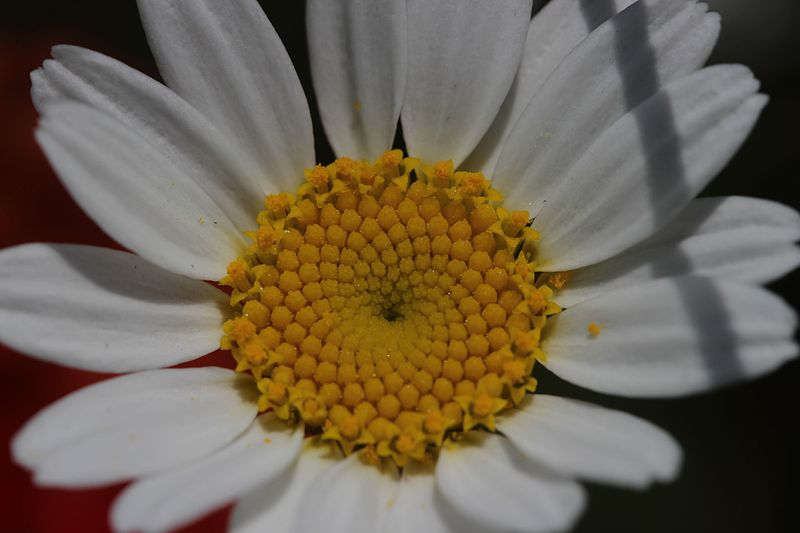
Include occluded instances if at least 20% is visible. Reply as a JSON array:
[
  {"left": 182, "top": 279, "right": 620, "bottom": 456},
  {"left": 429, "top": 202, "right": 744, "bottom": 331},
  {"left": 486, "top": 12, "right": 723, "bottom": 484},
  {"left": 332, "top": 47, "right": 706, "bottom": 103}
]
[
  {"left": 0, "top": 1, "right": 798, "bottom": 533},
  {"left": 220, "top": 152, "right": 551, "bottom": 465}
]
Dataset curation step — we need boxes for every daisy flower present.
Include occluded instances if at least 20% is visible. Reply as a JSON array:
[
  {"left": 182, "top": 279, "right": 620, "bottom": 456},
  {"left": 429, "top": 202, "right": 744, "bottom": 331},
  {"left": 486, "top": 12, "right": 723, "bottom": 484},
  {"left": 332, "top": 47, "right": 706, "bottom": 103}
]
[{"left": 2, "top": 0, "right": 798, "bottom": 532}]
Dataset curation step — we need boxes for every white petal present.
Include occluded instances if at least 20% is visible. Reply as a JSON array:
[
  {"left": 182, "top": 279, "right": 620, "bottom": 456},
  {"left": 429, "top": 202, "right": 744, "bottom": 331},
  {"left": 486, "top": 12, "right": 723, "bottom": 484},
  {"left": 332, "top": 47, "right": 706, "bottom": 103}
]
[
  {"left": 402, "top": 0, "right": 533, "bottom": 165},
  {"left": 37, "top": 101, "right": 246, "bottom": 280},
  {"left": 307, "top": 0, "right": 406, "bottom": 160},
  {"left": 12, "top": 368, "right": 256, "bottom": 487},
  {"left": 493, "top": 0, "right": 719, "bottom": 204},
  {"left": 0, "top": 244, "right": 228, "bottom": 372},
  {"left": 297, "top": 454, "right": 398, "bottom": 533},
  {"left": 463, "top": 0, "right": 638, "bottom": 175},
  {"left": 533, "top": 65, "right": 766, "bottom": 271},
  {"left": 32, "top": 46, "right": 265, "bottom": 231},
  {"left": 436, "top": 433, "right": 586, "bottom": 533},
  {"left": 554, "top": 196, "right": 800, "bottom": 307},
  {"left": 112, "top": 414, "right": 302, "bottom": 533},
  {"left": 230, "top": 444, "right": 336, "bottom": 533},
  {"left": 500, "top": 395, "right": 681, "bottom": 489},
  {"left": 543, "top": 276, "right": 799, "bottom": 397},
  {"left": 137, "top": 0, "right": 314, "bottom": 192},
  {"left": 383, "top": 463, "right": 489, "bottom": 533}
]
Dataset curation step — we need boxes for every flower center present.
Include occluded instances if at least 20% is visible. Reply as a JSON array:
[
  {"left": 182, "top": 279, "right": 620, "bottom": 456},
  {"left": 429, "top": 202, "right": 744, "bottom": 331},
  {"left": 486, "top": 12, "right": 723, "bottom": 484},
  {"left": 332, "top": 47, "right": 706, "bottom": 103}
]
[{"left": 220, "top": 151, "right": 559, "bottom": 466}]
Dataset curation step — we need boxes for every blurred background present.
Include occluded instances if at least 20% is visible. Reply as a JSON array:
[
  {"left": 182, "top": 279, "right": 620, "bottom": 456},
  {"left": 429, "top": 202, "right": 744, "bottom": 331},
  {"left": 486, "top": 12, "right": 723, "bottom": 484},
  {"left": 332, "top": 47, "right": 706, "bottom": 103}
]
[{"left": 1, "top": 1, "right": 798, "bottom": 531}]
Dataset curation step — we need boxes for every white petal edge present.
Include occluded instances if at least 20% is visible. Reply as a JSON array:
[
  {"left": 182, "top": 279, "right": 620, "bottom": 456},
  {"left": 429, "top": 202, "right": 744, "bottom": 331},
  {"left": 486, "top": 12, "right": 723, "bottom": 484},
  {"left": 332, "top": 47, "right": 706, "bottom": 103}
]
[
  {"left": 307, "top": 0, "right": 406, "bottom": 160},
  {"left": 402, "top": 0, "right": 533, "bottom": 166},
  {"left": 112, "top": 413, "right": 303, "bottom": 533},
  {"left": 543, "top": 276, "right": 799, "bottom": 397},
  {"left": 463, "top": 0, "right": 638, "bottom": 175},
  {"left": 37, "top": 101, "right": 246, "bottom": 280},
  {"left": 137, "top": 0, "right": 314, "bottom": 193},
  {"left": 533, "top": 65, "right": 766, "bottom": 272},
  {"left": 32, "top": 45, "right": 265, "bottom": 231},
  {"left": 297, "top": 453, "right": 399, "bottom": 533},
  {"left": 12, "top": 368, "right": 257, "bottom": 487},
  {"left": 229, "top": 444, "right": 336, "bottom": 533},
  {"left": 383, "top": 463, "right": 492, "bottom": 533},
  {"left": 493, "top": 0, "right": 719, "bottom": 207},
  {"left": 499, "top": 395, "right": 681, "bottom": 489},
  {"left": 0, "top": 243, "right": 228, "bottom": 372},
  {"left": 553, "top": 196, "right": 800, "bottom": 307},
  {"left": 436, "top": 432, "right": 586, "bottom": 533}
]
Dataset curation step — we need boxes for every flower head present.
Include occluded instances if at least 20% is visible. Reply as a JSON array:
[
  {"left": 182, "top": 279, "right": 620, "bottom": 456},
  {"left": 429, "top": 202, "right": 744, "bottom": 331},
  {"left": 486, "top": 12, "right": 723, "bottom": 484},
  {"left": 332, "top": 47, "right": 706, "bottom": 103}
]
[{"left": 1, "top": 1, "right": 798, "bottom": 532}]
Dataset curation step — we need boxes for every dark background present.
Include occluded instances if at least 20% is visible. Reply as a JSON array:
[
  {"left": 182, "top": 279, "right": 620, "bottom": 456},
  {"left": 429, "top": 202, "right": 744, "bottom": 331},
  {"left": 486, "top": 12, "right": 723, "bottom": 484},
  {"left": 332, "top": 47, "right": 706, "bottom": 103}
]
[{"left": 1, "top": 1, "right": 798, "bottom": 532}]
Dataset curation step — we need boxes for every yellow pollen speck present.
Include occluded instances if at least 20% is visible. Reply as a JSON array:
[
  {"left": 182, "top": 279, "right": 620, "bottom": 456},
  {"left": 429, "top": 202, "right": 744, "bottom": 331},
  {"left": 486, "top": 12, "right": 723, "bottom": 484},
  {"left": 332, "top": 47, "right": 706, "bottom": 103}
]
[
  {"left": 587, "top": 322, "right": 603, "bottom": 336},
  {"left": 220, "top": 150, "right": 556, "bottom": 467},
  {"left": 548, "top": 271, "right": 571, "bottom": 290}
]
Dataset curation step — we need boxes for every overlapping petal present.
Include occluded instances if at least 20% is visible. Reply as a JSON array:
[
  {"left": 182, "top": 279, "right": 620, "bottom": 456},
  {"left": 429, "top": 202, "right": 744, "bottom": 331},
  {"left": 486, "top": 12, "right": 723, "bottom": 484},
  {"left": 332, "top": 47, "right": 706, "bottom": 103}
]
[
  {"left": 463, "top": 0, "right": 639, "bottom": 175},
  {"left": 112, "top": 414, "right": 303, "bottom": 533},
  {"left": 0, "top": 244, "right": 227, "bottom": 372},
  {"left": 543, "top": 276, "right": 798, "bottom": 397},
  {"left": 297, "top": 454, "right": 398, "bottom": 533},
  {"left": 230, "top": 445, "right": 335, "bottom": 533},
  {"left": 532, "top": 65, "right": 765, "bottom": 271},
  {"left": 402, "top": 0, "right": 533, "bottom": 166},
  {"left": 383, "top": 464, "right": 487, "bottom": 533},
  {"left": 137, "top": 0, "right": 314, "bottom": 192},
  {"left": 307, "top": 0, "right": 406, "bottom": 160},
  {"left": 493, "top": 0, "right": 718, "bottom": 197},
  {"left": 36, "top": 102, "right": 247, "bottom": 279},
  {"left": 436, "top": 433, "right": 585, "bottom": 533},
  {"left": 12, "top": 368, "right": 256, "bottom": 487},
  {"left": 500, "top": 395, "right": 681, "bottom": 489},
  {"left": 32, "top": 45, "right": 265, "bottom": 231},
  {"left": 553, "top": 196, "right": 800, "bottom": 307}
]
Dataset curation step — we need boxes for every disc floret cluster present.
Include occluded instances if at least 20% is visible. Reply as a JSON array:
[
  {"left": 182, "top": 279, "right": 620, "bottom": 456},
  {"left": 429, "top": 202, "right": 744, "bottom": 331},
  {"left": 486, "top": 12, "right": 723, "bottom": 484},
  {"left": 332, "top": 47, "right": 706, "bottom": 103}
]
[{"left": 220, "top": 150, "right": 559, "bottom": 466}]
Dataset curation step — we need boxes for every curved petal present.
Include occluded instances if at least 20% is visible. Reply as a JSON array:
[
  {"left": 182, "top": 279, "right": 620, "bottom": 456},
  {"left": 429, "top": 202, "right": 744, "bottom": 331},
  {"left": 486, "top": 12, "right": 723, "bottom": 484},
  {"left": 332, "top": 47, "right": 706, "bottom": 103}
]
[
  {"left": 137, "top": 0, "right": 314, "bottom": 192},
  {"left": 500, "top": 395, "right": 681, "bottom": 489},
  {"left": 462, "top": 0, "right": 638, "bottom": 175},
  {"left": 533, "top": 65, "right": 766, "bottom": 271},
  {"left": 543, "top": 276, "right": 798, "bottom": 397},
  {"left": 402, "top": 0, "right": 533, "bottom": 165},
  {"left": 307, "top": 0, "right": 406, "bottom": 160},
  {"left": 383, "top": 463, "right": 489, "bottom": 533},
  {"left": 494, "top": 0, "right": 719, "bottom": 206},
  {"left": 12, "top": 368, "right": 257, "bottom": 488},
  {"left": 0, "top": 244, "right": 228, "bottom": 372},
  {"left": 436, "top": 433, "right": 586, "bottom": 533},
  {"left": 229, "top": 444, "right": 336, "bottom": 533},
  {"left": 553, "top": 196, "right": 800, "bottom": 307},
  {"left": 112, "top": 414, "right": 303, "bottom": 533},
  {"left": 32, "top": 45, "right": 265, "bottom": 230},
  {"left": 36, "top": 101, "right": 246, "bottom": 280},
  {"left": 297, "top": 454, "right": 398, "bottom": 533}
]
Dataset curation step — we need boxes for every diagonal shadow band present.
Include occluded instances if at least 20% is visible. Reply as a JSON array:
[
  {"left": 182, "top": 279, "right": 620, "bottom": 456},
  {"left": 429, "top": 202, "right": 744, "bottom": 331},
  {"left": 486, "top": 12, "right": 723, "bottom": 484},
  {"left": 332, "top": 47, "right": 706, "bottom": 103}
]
[{"left": 579, "top": 0, "right": 743, "bottom": 387}]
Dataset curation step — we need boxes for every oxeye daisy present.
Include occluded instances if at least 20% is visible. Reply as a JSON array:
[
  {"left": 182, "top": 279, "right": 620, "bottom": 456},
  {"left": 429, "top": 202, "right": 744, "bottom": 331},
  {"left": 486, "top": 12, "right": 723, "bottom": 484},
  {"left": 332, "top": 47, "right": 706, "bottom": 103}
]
[{"left": 1, "top": 0, "right": 798, "bottom": 532}]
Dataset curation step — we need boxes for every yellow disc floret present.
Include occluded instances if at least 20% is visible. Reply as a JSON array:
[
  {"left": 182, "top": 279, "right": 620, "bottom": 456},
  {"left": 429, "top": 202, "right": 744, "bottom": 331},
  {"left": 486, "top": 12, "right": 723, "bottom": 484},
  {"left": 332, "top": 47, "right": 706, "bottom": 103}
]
[{"left": 220, "top": 151, "right": 559, "bottom": 466}]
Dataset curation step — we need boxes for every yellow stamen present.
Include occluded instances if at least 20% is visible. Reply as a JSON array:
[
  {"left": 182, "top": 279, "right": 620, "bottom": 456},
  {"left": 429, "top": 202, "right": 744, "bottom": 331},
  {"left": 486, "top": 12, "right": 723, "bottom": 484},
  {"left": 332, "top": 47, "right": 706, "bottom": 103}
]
[{"left": 220, "top": 150, "right": 558, "bottom": 466}]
